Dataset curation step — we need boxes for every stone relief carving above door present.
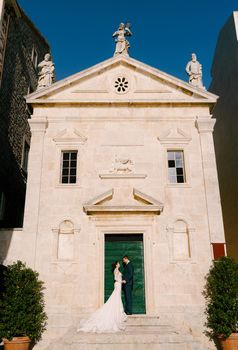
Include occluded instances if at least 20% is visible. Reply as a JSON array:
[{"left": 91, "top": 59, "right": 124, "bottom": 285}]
[
  {"left": 99, "top": 154, "right": 147, "bottom": 179},
  {"left": 110, "top": 154, "right": 134, "bottom": 174}
]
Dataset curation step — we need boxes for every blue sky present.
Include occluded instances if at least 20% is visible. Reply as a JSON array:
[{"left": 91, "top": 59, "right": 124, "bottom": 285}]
[{"left": 19, "top": 0, "right": 237, "bottom": 88}]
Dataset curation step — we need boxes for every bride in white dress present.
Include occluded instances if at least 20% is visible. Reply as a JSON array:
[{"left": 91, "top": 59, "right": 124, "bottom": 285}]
[{"left": 77, "top": 261, "right": 127, "bottom": 333}]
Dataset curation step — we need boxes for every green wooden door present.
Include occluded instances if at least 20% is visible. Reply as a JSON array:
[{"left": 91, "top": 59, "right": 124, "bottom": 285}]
[{"left": 104, "top": 234, "right": 146, "bottom": 314}]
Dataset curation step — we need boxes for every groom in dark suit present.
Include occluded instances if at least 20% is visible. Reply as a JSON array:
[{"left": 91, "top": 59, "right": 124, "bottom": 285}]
[{"left": 122, "top": 255, "right": 134, "bottom": 315}]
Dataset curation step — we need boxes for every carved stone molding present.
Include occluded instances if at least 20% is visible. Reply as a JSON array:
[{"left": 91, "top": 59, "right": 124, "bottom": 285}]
[
  {"left": 85, "top": 189, "right": 113, "bottom": 206},
  {"left": 195, "top": 117, "right": 216, "bottom": 133},
  {"left": 157, "top": 128, "right": 191, "bottom": 145},
  {"left": 99, "top": 173, "right": 147, "bottom": 179},
  {"left": 53, "top": 128, "right": 87, "bottom": 145},
  {"left": 83, "top": 188, "right": 163, "bottom": 215},
  {"left": 134, "top": 89, "right": 171, "bottom": 93},
  {"left": 72, "top": 89, "right": 108, "bottom": 93},
  {"left": 28, "top": 118, "right": 48, "bottom": 133}
]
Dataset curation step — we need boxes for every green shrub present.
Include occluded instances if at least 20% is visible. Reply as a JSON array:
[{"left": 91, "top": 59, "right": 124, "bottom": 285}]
[
  {"left": 203, "top": 256, "right": 238, "bottom": 340},
  {"left": 0, "top": 261, "right": 47, "bottom": 343}
]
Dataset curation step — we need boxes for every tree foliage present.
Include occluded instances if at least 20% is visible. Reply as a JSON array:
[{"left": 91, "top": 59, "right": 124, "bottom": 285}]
[
  {"left": 0, "top": 261, "right": 47, "bottom": 342},
  {"left": 203, "top": 256, "right": 238, "bottom": 340}
]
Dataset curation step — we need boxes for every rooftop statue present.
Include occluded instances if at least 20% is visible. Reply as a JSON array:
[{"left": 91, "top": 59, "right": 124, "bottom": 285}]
[
  {"left": 37, "top": 53, "right": 55, "bottom": 89},
  {"left": 112, "top": 22, "right": 132, "bottom": 56},
  {"left": 185, "top": 53, "right": 205, "bottom": 89}
]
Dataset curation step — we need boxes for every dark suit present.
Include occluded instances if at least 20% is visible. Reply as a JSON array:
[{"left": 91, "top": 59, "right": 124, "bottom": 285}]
[{"left": 122, "top": 261, "right": 134, "bottom": 314}]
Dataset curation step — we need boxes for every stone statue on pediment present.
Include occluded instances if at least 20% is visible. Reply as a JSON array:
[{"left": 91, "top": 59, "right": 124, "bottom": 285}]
[
  {"left": 37, "top": 53, "right": 55, "bottom": 89},
  {"left": 185, "top": 53, "right": 204, "bottom": 89},
  {"left": 112, "top": 22, "right": 132, "bottom": 56}
]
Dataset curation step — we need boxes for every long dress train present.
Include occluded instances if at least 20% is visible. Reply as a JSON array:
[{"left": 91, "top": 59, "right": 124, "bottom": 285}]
[{"left": 77, "top": 270, "right": 127, "bottom": 333}]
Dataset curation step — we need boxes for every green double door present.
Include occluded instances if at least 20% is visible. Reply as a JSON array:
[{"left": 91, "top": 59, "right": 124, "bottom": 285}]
[{"left": 104, "top": 234, "right": 146, "bottom": 314}]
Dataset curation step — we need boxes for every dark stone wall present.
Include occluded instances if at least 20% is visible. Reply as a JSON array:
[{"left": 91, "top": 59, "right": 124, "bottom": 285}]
[
  {"left": 209, "top": 14, "right": 238, "bottom": 260},
  {"left": 0, "top": 6, "right": 50, "bottom": 227}
]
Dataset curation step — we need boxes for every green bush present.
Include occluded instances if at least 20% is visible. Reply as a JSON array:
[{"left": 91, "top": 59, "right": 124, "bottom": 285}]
[
  {"left": 203, "top": 256, "right": 238, "bottom": 340},
  {"left": 0, "top": 261, "right": 47, "bottom": 343}
]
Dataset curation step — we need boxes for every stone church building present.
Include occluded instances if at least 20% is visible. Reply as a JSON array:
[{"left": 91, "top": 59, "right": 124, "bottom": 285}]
[{"left": 1, "top": 50, "right": 226, "bottom": 348}]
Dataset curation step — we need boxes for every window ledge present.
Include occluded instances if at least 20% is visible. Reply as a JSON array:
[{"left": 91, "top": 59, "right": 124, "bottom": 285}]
[
  {"left": 166, "top": 183, "right": 191, "bottom": 188},
  {"left": 51, "top": 260, "right": 78, "bottom": 264},
  {"left": 55, "top": 184, "right": 81, "bottom": 189},
  {"left": 170, "top": 259, "right": 196, "bottom": 264}
]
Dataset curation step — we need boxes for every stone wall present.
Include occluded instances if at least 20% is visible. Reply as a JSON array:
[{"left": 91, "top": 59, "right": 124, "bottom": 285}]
[{"left": 0, "top": 2, "right": 50, "bottom": 227}]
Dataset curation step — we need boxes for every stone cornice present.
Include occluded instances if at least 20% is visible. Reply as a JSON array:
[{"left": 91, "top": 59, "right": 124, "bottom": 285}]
[
  {"left": 27, "top": 99, "right": 216, "bottom": 107},
  {"left": 44, "top": 115, "right": 197, "bottom": 123},
  {"left": 83, "top": 205, "right": 162, "bottom": 215}
]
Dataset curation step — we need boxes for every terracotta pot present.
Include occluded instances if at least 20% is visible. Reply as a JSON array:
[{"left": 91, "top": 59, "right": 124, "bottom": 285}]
[
  {"left": 3, "top": 337, "right": 32, "bottom": 350},
  {"left": 220, "top": 333, "right": 238, "bottom": 350}
]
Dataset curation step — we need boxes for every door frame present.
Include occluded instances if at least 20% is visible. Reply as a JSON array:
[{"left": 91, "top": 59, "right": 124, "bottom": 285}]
[
  {"left": 93, "top": 216, "right": 156, "bottom": 316},
  {"left": 104, "top": 232, "right": 146, "bottom": 314}
]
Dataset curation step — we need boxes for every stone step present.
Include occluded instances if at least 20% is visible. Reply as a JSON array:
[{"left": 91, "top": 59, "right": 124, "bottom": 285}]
[
  {"left": 66, "top": 334, "right": 210, "bottom": 350},
  {"left": 43, "top": 319, "right": 212, "bottom": 350},
  {"left": 125, "top": 325, "right": 178, "bottom": 333},
  {"left": 125, "top": 315, "right": 162, "bottom": 326},
  {"left": 74, "top": 324, "right": 190, "bottom": 336},
  {"left": 68, "top": 344, "right": 208, "bottom": 350},
  {"left": 62, "top": 324, "right": 210, "bottom": 350},
  {"left": 48, "top": 342, "right": 210, "bottom": 350}
]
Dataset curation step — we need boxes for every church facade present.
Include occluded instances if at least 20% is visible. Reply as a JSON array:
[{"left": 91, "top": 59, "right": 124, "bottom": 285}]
[{"left": 1, "top": 54, "right": 226, "bottom": 348}]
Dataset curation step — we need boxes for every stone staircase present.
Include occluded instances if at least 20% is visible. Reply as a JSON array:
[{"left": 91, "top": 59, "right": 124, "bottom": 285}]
[{"left": 61, "top": 316, "right": 212, "bottom": 350}]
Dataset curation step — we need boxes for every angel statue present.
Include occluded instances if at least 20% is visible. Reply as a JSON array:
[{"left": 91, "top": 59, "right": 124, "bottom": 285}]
[{"left": 112, "top": 22, "right": 132, "bottom": 56}]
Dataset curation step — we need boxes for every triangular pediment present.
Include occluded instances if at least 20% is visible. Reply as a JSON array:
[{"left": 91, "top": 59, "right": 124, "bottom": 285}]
[
  {"left": 53, "top": 128, "right": 87, "bottom": 144},
  {"left": 26, "top": 56, "right": 218, "bottom": 106},
  {"left": 158, "top": 128, "right": 191, "bottom": 144},
  {"left": 83, "top": 188, "right": 164, "bottom": 215}
]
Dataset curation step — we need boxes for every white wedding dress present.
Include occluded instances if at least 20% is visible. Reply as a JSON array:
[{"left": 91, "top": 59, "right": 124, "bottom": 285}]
[{"left": 77, "top": 270, "right": 127, "bottom": 333}]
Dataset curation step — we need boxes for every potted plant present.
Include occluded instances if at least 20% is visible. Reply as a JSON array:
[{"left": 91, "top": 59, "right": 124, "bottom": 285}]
[
  {"left": 203, "top": 256, "right": 238, "bottom": 350},
  {"left": 0, "top": 261, "right": 47, "bottom": 350}
]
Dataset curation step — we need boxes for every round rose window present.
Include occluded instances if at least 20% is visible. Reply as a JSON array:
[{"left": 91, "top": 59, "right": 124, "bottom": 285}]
[{"left": 114, "top": 77, "right": 129, "bottom": 93}]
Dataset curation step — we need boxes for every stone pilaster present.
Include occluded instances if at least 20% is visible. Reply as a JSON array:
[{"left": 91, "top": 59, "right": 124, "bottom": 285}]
[
  {"left": 22, "top": 117, "right": 48, "bottom": 267},
  {"left": 196, "top": 116, "right": 225, "bottom": 243}
]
